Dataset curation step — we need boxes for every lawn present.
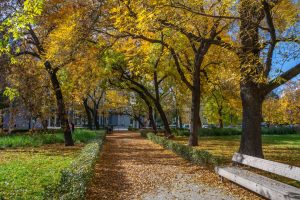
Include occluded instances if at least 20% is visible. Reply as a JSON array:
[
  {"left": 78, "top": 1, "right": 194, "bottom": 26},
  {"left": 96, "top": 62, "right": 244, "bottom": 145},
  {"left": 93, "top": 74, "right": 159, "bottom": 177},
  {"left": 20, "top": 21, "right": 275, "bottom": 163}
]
[
  {"left": 173, "top": 134, "right": 300, "bottom": 187},
  {"left": 0, "top": 129, "right": 104, "bottom": 199},
  {"left": 0, "top": 129, "right": 102, "bottom": 148}
]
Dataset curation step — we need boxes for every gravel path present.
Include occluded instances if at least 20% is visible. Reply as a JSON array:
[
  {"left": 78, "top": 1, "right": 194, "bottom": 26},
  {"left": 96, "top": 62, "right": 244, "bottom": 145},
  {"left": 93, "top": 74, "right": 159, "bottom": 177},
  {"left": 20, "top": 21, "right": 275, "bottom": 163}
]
[{"left": 86, "top": 132, "right": 261, "bottom": 200}]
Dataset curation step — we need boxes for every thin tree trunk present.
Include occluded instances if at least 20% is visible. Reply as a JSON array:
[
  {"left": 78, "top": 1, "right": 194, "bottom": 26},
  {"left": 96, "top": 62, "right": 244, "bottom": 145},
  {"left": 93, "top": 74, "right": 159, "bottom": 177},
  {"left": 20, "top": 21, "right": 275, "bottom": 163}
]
[
  {"left": 41, "top": 119, "right": 48, "bottom": 131},
  {"left": 179, "top": 115, "right": 183, "bottom": 129},
  {"left": 0, "top": 109, "right": 3, "bottom": 134},
  {"left": 45, "top": 61, "right": 74, "bottom": 146},
  {"left": 8, "top": 101, "right": 15, "bottom": 134},
  {"left": 83, "top": 99, "right": 93, "bottom": 130},
  {"left": 93, "top": 104, "right": 100, "bottom": 130},
  {"left": 239, "top": 85, "right": 264, "bottom": 158},
  {"left": 155, "top": 101, "right": 172, "bottom": 137},
  {"left": 218, "top": 108, "right": 224, "bottom": 128},
  {"left": 148, "top": 104, "right": 157, "bottom": 133},
  {"left": 135, "top": 116, "right": 144, "bottom": 128}
]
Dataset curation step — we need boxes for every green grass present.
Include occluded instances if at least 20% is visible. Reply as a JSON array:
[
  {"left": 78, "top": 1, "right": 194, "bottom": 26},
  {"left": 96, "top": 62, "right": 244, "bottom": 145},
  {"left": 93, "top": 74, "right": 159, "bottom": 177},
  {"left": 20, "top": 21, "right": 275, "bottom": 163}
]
[
  {"left": 0, "top": 129, "right": 102, "bottom": 148},
  {"left": 0, "top": 148, "right": 78, "bottom": 199},
  {"left": 0, "top": 129, "right": 105, "bottom": 199},
  {"left": 173, "top": 134, "right": 300, "bottom": 187}
]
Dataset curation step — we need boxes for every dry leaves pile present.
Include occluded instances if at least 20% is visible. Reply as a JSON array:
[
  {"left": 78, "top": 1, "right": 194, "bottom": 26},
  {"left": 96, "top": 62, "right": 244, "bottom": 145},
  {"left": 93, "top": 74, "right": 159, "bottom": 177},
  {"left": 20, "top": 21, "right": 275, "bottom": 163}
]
[{"left": 86, "top": 132, "right": 262, "bottom": 200}]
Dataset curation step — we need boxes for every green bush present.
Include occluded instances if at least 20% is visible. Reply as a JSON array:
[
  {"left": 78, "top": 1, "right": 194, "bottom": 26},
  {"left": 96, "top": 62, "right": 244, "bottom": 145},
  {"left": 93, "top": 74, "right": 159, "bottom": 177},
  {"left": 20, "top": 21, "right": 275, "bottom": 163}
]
[
  {"left": 200, "top": 128, "right": 241, "bottom": 136},
  {"left": 44, "top": 132, "right": 106, "bottom": 200},
  {"left": 147, "top": 133, "right": 223, "bottom": 166},
  {"left": 172, "top": 128, "right": 190, "bottom": 136},
  {"left": 128, "top": 126, "right": 139, "bottom": 131},
  {"left": 261, "top": 127, "right": 297, "bottom": 135},
  {"left": 140, "top": 129, "right": 154, "bottom": 138},
  {"left": 172, "top": 127, "right": 297, "bottom": 137}
]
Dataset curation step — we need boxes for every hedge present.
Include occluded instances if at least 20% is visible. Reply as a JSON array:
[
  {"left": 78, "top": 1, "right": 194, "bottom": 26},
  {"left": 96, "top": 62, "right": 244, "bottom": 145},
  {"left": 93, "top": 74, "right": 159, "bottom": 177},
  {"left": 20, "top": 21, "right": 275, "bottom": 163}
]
[
  {"left": 172, "top": 127, "right": 297, "bottom": 137},
  {"left": 147, "top": 133, "right": 224, "bottom": 167},
  {"left": 44, "top": 132, "right": 106, "bottom": 200}
]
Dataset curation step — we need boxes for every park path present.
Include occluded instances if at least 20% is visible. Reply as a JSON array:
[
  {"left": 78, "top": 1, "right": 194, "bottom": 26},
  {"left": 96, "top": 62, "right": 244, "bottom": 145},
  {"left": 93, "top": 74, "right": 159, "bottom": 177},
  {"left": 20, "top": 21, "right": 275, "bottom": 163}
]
[{"left": 86, "top": 132, "right": 261, "bottom": 200}]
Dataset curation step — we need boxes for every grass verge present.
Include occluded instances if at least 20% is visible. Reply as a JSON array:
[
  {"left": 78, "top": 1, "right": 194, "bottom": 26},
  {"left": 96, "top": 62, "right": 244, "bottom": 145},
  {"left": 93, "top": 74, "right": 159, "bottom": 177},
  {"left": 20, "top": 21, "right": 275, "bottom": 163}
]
[
  {"left": 147, "top": 133, "right": 223, "bottom": 167},
  {"left": 0, "top": 129, "right": 102, "bottom": 148},
  {"left": 44, "top": 131, "right": 106, "bottom": 199}
]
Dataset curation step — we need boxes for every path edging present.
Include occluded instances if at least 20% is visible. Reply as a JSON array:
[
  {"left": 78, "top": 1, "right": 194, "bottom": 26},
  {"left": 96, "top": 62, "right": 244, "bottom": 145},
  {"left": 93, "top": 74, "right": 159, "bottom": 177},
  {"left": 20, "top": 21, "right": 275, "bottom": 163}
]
[
  {"left": 146, "top": 133, "right": 224, "bottom": 167},
  {"left": 44, "top": 131, "right": 106, "bottom": 199}
]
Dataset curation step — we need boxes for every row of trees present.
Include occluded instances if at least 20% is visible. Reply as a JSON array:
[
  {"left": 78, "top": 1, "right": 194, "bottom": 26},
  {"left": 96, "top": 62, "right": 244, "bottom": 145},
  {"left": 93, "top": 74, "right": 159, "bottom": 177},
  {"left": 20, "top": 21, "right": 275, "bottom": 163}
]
[{"left": 0, "top": 0, "right": 299, "bottom": 157}]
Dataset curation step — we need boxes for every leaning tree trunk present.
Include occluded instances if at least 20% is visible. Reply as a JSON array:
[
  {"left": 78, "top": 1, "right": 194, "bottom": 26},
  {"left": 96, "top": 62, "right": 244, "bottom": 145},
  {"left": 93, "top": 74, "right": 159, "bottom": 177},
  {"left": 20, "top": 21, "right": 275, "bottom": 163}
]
[
  {"left": 155, "top": 101, "right": 172, "bottom": 137},
  {"left": 239, "top": 85, "right": 264, "bottom": 158},
  {"left": 148, "top": 104, "right": 157, "bottom": 133},
  {"left": 83, "top": 99, "right": 93, "bottom": 130},
  {"left": 45, "top": 62, "right": 74, "bottom": 146}
]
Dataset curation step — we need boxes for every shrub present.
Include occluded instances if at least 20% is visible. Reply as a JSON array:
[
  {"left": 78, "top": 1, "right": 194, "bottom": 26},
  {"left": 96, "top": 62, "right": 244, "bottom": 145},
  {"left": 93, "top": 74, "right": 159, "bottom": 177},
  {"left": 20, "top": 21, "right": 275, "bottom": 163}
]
[
  {"left": 140, "top": 129, "right": 154, "bottom": 138},
  {"left": 172, "top": 127, "right": 297, "bottom": 137},
  {"left": 261, "top": 127, "right": 297, "bottom": 135},
  {"left": 199, "top": 128, "right": 241, "bottom": 136},
  {"left": 147, "top": 133, "right": 223, "bottom": 166},
  {"left": 44, "top": 132, "right": 106, "bottom": 200},
  {"left": 172, "top": 128, "right": 190, "bottom": 136},
  {"left": 128, "top": 126, "right": 139, "bottom": 131}
]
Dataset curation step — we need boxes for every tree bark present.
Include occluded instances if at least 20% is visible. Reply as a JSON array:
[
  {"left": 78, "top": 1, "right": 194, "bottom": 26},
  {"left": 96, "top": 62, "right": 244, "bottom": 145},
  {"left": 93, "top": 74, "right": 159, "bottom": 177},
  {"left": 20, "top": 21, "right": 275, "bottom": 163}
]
[
  {"left": 93, "top": 103, "right": 100, "bottom": 130},
  {"left": 155, "top": 101, "right": 172, "bottom": 137},
  {"left": 179, "top": 115, "right": 183, "bottom": 129},
  {"left": 45, "top": 61, "right": 74, "bottom": 146},
  {"left": 189, "top": 63, "right": 201, "bottom": 146},
  {"left": 8, "top": 101, "right": 15, "bottom": 134},
  {"left": 0, "top": 109, "right": 3, "bottom": 134},
  {"left": 83, "top": 99, "right": 93, "bottom": 130},
  {"left": 148, "top": 104, "right": 157, "bottom": 133},
  {"left": 134, "top": 115, "right": 144, "bottom": 128},
  {"left": 218, "top": 108, "right": 224, "bottom": 128},
  {"left": 41, "top": 119, "right": 48, "bottom": 131},
  {"left": 239, "top": 85, "right": 264, "bottom": 157}
]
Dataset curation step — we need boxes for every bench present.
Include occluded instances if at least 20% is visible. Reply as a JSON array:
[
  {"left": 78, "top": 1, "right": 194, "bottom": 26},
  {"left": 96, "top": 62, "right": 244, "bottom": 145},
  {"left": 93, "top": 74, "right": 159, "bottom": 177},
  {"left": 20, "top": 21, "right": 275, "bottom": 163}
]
[{"left": 215, "top": 153, "right": 300, "bottom": 200}]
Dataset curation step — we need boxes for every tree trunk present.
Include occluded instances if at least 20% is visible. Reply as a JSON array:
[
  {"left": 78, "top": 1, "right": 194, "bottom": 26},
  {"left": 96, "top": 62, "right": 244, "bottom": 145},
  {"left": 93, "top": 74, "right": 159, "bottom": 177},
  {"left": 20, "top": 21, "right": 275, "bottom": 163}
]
[
  {"left": 239, "top": 85, "right": 264, "bottom": 158},
  {"left": 8, "top": 101, "right": 15, "bottom": 134},
  {"left": 179, "top": 115, "right": 183, "bottom": 129},
  {"left": 155, "top": 101, "right": 172, "bottom": 137},
  {"left": 238, "top": 0, "right": 265, "bottom": 157},
  {"left": 189, "top": 70, "right": 201, "bottom": 146},
  {"left": 135, "top": 115, "right": 144, "bottom": 128},
  {"left": 218, "top": 108, "right": 224, "bottom": 128},
  {"left": 0, "top": 109, "right": 3, "bottom": 134},
  {"left": 83, "top": 99, "right": 93, "bottom": 130},
  {"left": 148, "top": 104, "right": 157, "bottom": 133},
  {"left": 45, "top": 61, "right": 74, "bottom": 146},
  {"left": 41, "top": 119, "right": 48, "bottom": 131},
  {"left": 93, "top": 104, "right": 100, "bottom": 130}
]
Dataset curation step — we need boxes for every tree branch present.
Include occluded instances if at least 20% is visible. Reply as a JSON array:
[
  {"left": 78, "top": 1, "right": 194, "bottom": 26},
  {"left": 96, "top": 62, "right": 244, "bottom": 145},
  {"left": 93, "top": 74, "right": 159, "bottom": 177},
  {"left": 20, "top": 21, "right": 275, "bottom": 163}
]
[{"left": 264, "top": 63, "right": 300, "bottom": 94}]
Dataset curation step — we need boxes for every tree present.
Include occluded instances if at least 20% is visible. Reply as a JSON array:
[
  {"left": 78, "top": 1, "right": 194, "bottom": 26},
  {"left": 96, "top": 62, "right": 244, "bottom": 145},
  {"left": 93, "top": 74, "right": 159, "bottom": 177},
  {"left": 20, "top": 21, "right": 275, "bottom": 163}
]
[
  {"left": 263, "top": 81, "right": 300, "bottom": 125},
  {"left": 102, "top": 41, "right": 173, "bottom": 137},
  {"left": 204, "top": 0, "right": 300, "bottom": 157},
  {"left": 1, "top": 0, "right": 103, "bottom": 145},
  {"left": 100, "top": 0, "right": 235, "bottom": 144}
]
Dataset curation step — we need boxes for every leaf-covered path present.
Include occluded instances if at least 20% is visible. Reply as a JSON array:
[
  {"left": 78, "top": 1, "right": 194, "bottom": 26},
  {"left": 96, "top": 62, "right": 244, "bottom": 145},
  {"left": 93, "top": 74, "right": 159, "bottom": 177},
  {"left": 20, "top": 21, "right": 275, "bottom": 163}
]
[{"left": 86, "top": 132, "right": 260, "bottom": 200}]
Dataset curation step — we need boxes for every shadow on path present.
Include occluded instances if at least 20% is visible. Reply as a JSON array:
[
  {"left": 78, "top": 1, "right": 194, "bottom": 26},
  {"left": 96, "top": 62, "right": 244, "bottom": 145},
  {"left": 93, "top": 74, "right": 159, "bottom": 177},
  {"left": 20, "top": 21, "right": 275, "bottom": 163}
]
[{"left": 86, "top": 132, "right": 261, "bottom": 200}]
